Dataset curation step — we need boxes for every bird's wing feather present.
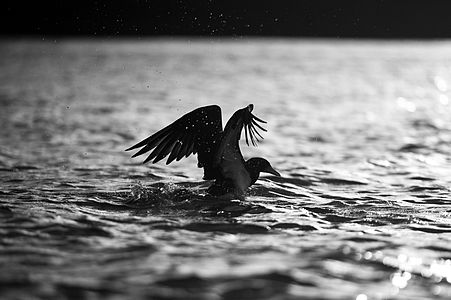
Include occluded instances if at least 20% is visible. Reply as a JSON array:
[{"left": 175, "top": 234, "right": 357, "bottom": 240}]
[
  {"left": 126, "top": 105, "right": 223, "bottom": 178},
  {"left": 214, "top": 104, "right": 267, "bottom": 190}
]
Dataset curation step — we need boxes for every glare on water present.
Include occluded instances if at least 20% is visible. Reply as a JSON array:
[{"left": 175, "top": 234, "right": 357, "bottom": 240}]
[{"left": 0, "top": 38, "right": 451, "bottom": 299}]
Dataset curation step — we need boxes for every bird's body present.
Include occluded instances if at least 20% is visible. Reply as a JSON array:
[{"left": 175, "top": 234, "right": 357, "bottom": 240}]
[{"left": 126, "top": 104, "right": 280, "bottom": 199}]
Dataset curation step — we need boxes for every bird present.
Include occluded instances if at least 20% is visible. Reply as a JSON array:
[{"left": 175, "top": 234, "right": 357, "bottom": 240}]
[{"left": 125, "top": 104, "right": 280, "bottom": 199}]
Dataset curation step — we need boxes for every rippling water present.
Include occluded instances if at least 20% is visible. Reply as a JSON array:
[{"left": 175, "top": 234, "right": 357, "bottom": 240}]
[{"left": 1, "top": 38, "right": 451, "bottom": 299}]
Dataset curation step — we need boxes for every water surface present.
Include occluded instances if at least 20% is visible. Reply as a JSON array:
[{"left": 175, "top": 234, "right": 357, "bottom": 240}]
[{"left": 1, "top": 38, "right": 451, "bottom": 299}]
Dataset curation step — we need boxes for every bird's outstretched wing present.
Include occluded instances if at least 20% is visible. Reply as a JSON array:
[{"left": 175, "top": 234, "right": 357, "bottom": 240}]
[
  {"left": 126, "top": 105, "right": 223, "bottom": 179},
  {"left": 214, "top": 104, "right": 267, "bottom": 169},
  {"left": 241, "top": 104, "right": 267, "bottom": 147}
]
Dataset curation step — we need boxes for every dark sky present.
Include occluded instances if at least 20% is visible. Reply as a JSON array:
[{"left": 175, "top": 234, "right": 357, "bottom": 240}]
[{"left": 2, "top": 0, "right": 451, "bottom": 38}]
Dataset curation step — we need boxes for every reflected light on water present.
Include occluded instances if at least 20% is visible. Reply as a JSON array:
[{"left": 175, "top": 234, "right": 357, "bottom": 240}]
[
  {"left": 355, "top": 294, "right": 367, "bottom": 300},
  {"left": 396, "top": 97, "right": 416, "bottom": 112},
  {"left": 367, "top": 250, "right": 451, "bottom": 285},
  {"left": 434, "top": 76, "right": 448, "bottom": 92},
  {"left": 416, "top": 153, "right": 446, "bottom": 166},
  {"left": 2, "top": 39, "right": 451, "bottom": 300},
  {"left": 391, "top": 271, "right": 411, "bottom": 289},
  {"left": 439, "top": 94, "right": 449, "bottom": 105},
  {"left": 430, "top": 260, "right": 451, "bottom": 283},
  {"left": 432, "top": 285, "right": 442, "bottom": 296}
]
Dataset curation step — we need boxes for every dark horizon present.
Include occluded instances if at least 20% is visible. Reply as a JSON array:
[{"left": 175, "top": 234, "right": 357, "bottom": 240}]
[{"left": 2, "top": 0, "right": 451, "bottom": 39}]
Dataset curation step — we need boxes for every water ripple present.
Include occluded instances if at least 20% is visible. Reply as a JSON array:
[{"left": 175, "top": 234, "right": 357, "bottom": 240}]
[{"left": 1, "top": 39, "right": 451, "bottom": 299}]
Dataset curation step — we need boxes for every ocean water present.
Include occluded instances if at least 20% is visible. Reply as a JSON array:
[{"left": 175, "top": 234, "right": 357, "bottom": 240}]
[{"left": 1, "top": 38, "right": 451, "bottom": 300}]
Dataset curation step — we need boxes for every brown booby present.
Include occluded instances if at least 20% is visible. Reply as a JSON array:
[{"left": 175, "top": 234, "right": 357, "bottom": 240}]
[{"left": 126, "top": 104, "right": 280, "bottom": 199}]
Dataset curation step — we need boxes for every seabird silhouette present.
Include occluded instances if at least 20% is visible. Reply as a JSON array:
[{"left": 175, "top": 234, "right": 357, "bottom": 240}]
[{"left": 126, "top": 104, "right": 280, "bottom": 199}]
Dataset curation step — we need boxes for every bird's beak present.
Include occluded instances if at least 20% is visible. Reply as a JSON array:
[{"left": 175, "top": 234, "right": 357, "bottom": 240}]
[{"left": 263, "top": 166, "right": 281, "bottom": 177}]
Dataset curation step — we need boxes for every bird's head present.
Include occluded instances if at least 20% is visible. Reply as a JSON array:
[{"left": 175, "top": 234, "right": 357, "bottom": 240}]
[{"left": 245, "top": 157, "right": 281, "bottom": 180}]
